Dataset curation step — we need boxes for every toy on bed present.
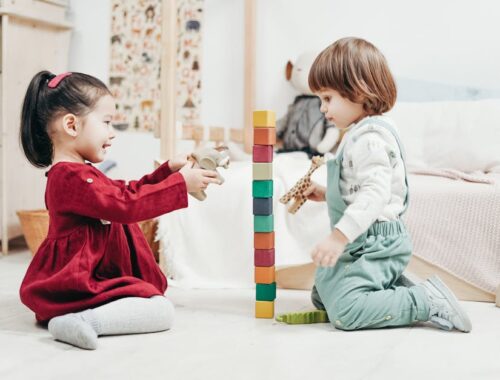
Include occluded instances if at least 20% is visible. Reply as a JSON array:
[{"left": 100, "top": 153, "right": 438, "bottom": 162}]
[
  {"left": 280, "top": 155, "right": 325, "bottom": 214},
  {"left": 188, "top": 145, "right": 230, "bottom": 201},
  {"left": 276, "top": 51, "right": 341, "bottom": 156}
]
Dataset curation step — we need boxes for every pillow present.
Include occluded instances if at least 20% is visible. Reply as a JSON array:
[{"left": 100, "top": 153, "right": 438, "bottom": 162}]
[{"left": 387, "top": 99, "right": 500, "bottom": 172}]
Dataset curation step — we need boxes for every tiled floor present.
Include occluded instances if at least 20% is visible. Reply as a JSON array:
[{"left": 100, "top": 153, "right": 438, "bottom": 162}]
[{"left": 1, "top": 247, "right": 499, "bottom": 380}]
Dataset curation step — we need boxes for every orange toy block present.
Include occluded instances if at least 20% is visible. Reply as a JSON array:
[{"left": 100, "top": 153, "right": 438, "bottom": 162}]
[
  {"left": 255, "top": 300, "right": 274, "bottom": 318},
  {"left": 254, "top": 232, "right": 275, "bottom": 249},
  {"left": 253, "top": 128, "right": 276, "bottom": 145},
  {"left": 255, "top": 266, "right": 275, "bottom": 284}
]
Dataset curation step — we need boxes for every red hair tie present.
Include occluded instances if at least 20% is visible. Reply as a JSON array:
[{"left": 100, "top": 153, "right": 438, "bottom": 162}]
[{"left": 48, "top": 72, "right": 72, "bottom": 88}]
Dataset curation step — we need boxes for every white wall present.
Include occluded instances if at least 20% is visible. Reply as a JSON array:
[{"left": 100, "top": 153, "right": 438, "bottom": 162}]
[
  {"left": 67, "top": 0, "right": 500, "bottom": 177},
  {"left": 67, "top": 0, "right": 111, "bottom": 83},
  {"left": 201, "top": 0, "right": 244, "bottom": 130},
  {"left": 254, "top": 0, "right": 500, "bottom": 118}
]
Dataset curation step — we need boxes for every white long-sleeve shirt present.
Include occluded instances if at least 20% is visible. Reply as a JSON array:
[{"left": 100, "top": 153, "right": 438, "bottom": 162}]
[{"left": 330, "top": 115, "right": 408, "bottom": 243}]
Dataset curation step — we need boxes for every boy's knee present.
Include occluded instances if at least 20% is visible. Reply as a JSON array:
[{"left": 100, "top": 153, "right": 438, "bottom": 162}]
[{"left": 328, "top": 298, "right": 361, "bottom": 331}]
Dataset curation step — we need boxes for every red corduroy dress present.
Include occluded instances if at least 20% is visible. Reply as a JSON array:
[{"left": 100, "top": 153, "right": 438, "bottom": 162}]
[{"left": 20, "top": 161, "right": 188, "bottom": 322}]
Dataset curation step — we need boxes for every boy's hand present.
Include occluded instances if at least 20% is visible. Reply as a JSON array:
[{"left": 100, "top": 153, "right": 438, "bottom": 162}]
[
  {"left": 168, "top": 153, "right": 190, "bottom": 172},
  {"left": 303, "top": 181, "right": 326, "bottom": 202},
  {"left": 311, "top": 229, "right": 349, "bottom": 267},
  {"left": 179, "top": 162, "right": 221, "bottom": 193}
]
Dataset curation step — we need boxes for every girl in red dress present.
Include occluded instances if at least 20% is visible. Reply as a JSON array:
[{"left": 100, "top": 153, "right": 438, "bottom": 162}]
[{"left": 19, "top": 71, "right": 219, "bottom": 349}]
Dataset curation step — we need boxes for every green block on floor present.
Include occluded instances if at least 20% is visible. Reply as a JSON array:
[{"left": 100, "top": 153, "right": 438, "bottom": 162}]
[
  {"left": 252, "top": 180, "right": 273, "bottom": 198},
  {"left": 254, "top": 215, "right": 274, "bottom": 232},
  {"left": 256, "top": 282, "right": 276, "bottom": 301}
]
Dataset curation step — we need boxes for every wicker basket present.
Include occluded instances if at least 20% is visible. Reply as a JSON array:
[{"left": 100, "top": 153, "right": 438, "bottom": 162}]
[
  {"left": 16, "top": 209, "right": 159, "bottom": 260},
  {"left": 16, "top": 210, "right": 49, "bottom": 256}
]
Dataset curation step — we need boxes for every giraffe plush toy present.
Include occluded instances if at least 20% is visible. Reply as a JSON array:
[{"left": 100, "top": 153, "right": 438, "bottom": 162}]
[{"left": 279, "top": 155, "right": 325, "bottom": 214}]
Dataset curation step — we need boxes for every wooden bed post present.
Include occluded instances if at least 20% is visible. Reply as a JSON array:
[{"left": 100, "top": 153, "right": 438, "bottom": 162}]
[
  {"left": 244, "top": 0, "right": 256, "bottom": 154},
  {"left": 159, "top": 0, "right": 177, "bottom": 161}
]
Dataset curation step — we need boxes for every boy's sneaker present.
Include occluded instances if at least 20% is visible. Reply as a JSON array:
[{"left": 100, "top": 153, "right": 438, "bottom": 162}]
[{"left": 419, "top": 275, "right": 472, "bottom": 333}]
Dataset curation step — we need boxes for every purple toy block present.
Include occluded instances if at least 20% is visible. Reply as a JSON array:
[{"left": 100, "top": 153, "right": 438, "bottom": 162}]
[
  {"left": 253, "top": 145, "right": 273, "bottom": 163},
  {"left": 254, "top": 248, "right": 275, "bottom": 267}
]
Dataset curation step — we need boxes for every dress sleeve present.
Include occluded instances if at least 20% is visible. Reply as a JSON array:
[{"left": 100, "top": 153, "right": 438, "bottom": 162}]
[
  {"left": 53, "top": 164, "right": 188, "bottom": 224},
  {"left": 109, "top": 160, "right": 174, "bottom": 190}
]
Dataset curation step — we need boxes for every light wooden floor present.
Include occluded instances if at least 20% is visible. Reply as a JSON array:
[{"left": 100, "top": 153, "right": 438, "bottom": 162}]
[{"left": 1, "top": 244, "right": 499, "bottom": 380}]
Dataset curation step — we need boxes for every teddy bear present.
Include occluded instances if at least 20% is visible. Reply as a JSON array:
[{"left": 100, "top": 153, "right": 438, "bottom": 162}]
[
  {"left": 276, "top": 51, "right": 341, "bottom": 156},
  {"left": 188, "top": 145, "right": 230, "bottom": 201}
]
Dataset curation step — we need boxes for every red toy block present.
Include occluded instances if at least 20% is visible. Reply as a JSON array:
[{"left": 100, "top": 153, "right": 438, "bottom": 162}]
[
  {"left": 253, "top": 145, "right": 273, "bottom": 162},
  {"left": 254, "top": 248, "right": 275, "bottom": 267}
]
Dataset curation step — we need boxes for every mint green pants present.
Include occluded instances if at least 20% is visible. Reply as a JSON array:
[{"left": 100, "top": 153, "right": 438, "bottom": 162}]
[{"left": 313, "top": 220, "right": 430, "bottom": 330}]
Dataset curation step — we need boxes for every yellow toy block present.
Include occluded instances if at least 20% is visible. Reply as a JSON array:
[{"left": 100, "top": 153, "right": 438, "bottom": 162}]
[
  {"left": 255, "top": 300, "right": 274, "bottom": 318},
  {"left": 253, "top": 163, "right": 273, "bottom": 180},
  {"left": 253, "top": 110, "right": 276, "bottom": 128}
]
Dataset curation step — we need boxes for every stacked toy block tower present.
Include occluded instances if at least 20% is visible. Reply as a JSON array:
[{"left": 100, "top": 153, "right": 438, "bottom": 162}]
[{"left": 252, "top": 110, "right": 277, "bottom": 319}]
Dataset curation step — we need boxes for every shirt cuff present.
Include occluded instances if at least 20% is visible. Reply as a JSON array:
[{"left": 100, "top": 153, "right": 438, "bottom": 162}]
[{"left": 334, "top": 214, "right": 364, "bottom": 243}]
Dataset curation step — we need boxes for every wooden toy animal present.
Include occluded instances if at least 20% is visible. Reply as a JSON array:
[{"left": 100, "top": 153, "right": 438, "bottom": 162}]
[{"left": 279, "top": 155, "right": 325, "bottom": 214}]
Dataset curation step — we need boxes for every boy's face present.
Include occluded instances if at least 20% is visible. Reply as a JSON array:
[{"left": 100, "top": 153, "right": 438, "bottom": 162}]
[
  {"left": 76, "top": 94, "right": 116, "bottom": 163},
  {"left": 316, "top": 89, "right": 365, "bottom": 130}
]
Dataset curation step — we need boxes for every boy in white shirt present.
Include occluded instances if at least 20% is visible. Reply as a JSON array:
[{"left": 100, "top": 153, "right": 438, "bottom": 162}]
[{"left": 277, "top": 37, "right": 471, "bottom": 332}]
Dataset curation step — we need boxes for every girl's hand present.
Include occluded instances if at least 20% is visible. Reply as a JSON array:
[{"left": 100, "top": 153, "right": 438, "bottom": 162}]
[
  {"left": 179, "top": 162, "right": 221, "bottom": 193},
  {"left": 311, "top": 229, "right": 349, "bottom": 267},
  {"left": 168, "top": 153, "right": 190, "bottom": 172},
  {"left": 303, "top": 182, "right": 327, "bottom": 202}
]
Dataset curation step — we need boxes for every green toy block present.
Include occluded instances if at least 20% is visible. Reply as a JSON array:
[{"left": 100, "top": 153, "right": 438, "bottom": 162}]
[
  {"left": 256, "top": 282, "right": 276, "bottom": 301},
  {"left": 276, "top": 310, "right": 329, "bottom": 324},
  {"left": 254, "top": 215, "right": 274, "bottom": 232},
  {"left": 252, "top": 180, "right": 273, "bottom": 198}
]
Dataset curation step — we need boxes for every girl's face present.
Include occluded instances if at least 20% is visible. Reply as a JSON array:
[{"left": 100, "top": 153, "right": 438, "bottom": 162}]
[
  {"left": 316, "top": 89, "right": 366, "bottom": 130},
  {"left": 76, "top": 94, "right": 116, "bottom": 163}
]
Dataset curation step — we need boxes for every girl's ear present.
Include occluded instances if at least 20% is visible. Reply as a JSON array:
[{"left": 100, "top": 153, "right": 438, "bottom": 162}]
[{"left": 62, "top": 114, "right": 79, "bottom": 137}]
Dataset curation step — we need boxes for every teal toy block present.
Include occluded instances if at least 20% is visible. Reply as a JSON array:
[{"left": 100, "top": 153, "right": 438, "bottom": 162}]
[
  {"left": 256, "top": 282, "right": 276, "bottom": 301},
  {"left": 254, "top": 215, "right": 274, "bottom": 232},
  {"left": 252, "top": 180, "right": 273, "bottom": 198}
]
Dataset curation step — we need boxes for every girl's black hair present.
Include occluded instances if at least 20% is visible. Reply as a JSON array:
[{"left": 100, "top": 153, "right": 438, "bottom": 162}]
[{"left": 20, "top": 71, "right": 111, "bottom": 168}]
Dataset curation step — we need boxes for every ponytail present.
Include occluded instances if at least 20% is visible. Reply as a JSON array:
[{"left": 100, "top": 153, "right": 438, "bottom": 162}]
[{"left": 20, "top": 71, "right": 55, "bottom": 168}]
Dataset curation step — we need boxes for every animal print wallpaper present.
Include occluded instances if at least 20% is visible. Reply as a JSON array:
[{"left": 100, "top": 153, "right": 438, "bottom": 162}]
[{"left": 109, "top": 0, "right": 203, "bottom": 132}]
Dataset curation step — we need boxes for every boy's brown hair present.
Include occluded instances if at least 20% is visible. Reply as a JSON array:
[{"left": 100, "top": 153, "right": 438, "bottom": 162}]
[{"left": 309, "top": 37, "right": 397, "bottom": 115}]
